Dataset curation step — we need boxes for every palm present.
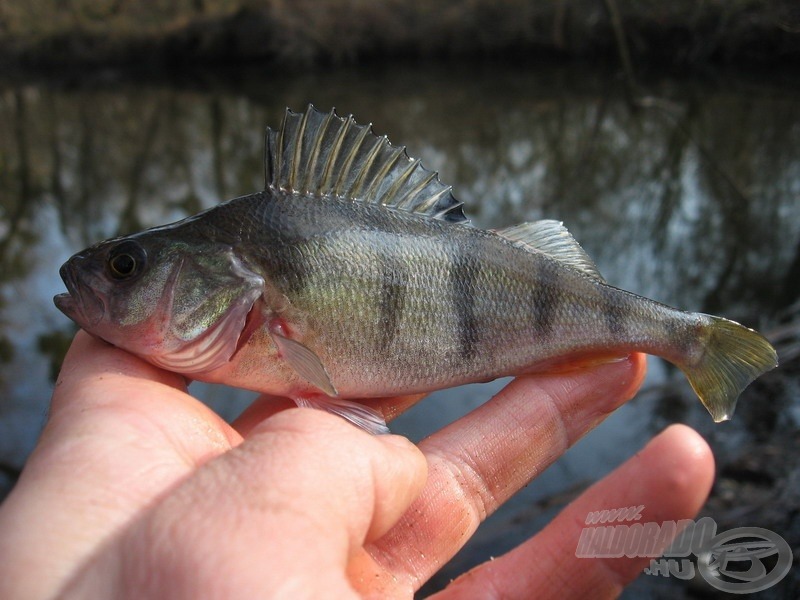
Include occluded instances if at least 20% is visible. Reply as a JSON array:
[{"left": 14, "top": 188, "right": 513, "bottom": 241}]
[{"left": 0, "top": 332, "right": 714, "bottom": 599}]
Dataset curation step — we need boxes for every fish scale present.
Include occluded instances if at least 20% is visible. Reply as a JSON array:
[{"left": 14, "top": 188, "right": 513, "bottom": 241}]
[{"left": 54, "top": 105, "right": 778, "bottom": 434}]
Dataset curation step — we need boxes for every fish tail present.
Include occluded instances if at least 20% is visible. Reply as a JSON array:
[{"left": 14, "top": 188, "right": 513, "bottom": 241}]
[{"left": 678, "top": 316, "right": 778, "bottom": 422}]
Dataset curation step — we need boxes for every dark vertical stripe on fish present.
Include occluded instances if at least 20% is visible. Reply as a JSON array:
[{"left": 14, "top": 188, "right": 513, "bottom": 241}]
[
  {"left": 450, "top": 253, "right": 480, "bottom": 361},
  {"left": 530, "top": 260, "right": 556, "bottom": 338},
  {"left": 255, "top": 191, "right": 310, "bottom": 295},
  {"left": 379, "top": 258, "right": 407, "bottom": 352},
  {"left": 261, "top": 236, "right": 309, "bottom": 296},
  {"left": 602, "top": 284, "right": 626, "bottom": 338}
]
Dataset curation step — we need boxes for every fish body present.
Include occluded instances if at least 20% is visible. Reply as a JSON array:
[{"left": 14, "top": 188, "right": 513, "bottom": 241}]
[{"left": 55, "top": 106, "right": 778, "bottom": 434}]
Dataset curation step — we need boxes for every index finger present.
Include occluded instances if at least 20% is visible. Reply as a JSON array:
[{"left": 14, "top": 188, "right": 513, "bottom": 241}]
[{"left": 357, "top": 354, "right": 648, "bottom": 594}]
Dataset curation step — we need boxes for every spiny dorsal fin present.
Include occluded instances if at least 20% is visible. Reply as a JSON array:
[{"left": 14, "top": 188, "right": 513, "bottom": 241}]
[
  {"left": 265, "top": 105, "right": 468, "bottom": 224},
  {"left": 494, "top": 220, "right": 605, "bottom": 282}
]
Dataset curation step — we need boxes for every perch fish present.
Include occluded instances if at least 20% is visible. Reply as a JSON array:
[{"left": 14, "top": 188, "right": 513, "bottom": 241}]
[{"left": 54, "top": 106, "right": 778, "bottom": 434}]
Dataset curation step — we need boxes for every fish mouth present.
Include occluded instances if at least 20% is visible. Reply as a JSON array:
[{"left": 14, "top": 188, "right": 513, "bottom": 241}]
[{"left": 54, "top": 260, "right": 105, "bottom": 327}]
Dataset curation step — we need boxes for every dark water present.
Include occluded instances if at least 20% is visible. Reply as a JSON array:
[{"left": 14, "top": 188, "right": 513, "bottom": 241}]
[{"left": 1, "top": 62, "right": 798, "bottom": 596}]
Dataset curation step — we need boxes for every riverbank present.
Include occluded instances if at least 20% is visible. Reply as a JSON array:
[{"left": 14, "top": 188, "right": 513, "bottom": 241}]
[{"left": 1, "top": 0, "right": 799, "bottom": 73}]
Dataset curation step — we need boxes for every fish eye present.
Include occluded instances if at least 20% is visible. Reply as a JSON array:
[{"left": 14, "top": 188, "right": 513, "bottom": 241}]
[{"left": 107, "top": 241, "right": 146, "bottom": 280}]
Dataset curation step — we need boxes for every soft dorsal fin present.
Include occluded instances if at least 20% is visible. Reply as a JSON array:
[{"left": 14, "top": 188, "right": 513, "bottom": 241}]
[
  {"left": 265, "top": 105, "right": 468, "bottom": 224},
  {"left": 494, "top": 220, "right": 605, "bottom": 281}
]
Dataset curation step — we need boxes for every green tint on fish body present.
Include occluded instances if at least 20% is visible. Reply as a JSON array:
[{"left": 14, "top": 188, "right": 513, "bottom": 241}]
[{"left": 54, "top": 105, "right": 779, "bottom": 435}]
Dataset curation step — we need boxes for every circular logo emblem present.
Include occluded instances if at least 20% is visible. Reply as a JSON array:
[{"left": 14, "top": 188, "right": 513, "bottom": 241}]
[{"left": 697, "top": 527, "right": 793, "bottom": 593}]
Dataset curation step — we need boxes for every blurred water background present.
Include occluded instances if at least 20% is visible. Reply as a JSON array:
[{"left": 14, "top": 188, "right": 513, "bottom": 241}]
[{"left": 1, "top": 2, "right": 800, "bottom": 597}]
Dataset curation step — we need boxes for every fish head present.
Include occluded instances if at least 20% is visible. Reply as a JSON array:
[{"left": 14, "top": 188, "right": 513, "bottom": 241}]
[{"left": 54, "top": 230, "right": 265, "bottom": 374}]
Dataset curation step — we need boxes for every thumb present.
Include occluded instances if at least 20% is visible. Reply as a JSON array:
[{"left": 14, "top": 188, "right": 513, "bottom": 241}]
[{"left": 63, "top": 408, "right": 428, "bottom": 599}]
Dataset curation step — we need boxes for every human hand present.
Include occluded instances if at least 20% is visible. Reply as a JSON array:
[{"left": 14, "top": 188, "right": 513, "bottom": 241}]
[{"left": 0, "top": 332, "right": 714, "bottom": 599}]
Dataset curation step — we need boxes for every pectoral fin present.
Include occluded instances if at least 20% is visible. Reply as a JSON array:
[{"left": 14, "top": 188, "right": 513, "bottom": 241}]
[{"left": 269, "top": 331, "right": 338, "bottom": 397}]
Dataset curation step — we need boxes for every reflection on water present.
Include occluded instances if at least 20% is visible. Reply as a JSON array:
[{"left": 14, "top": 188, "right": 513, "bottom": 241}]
[{"left": 1, "top": 62, "right": 799, "bottom": 590}]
